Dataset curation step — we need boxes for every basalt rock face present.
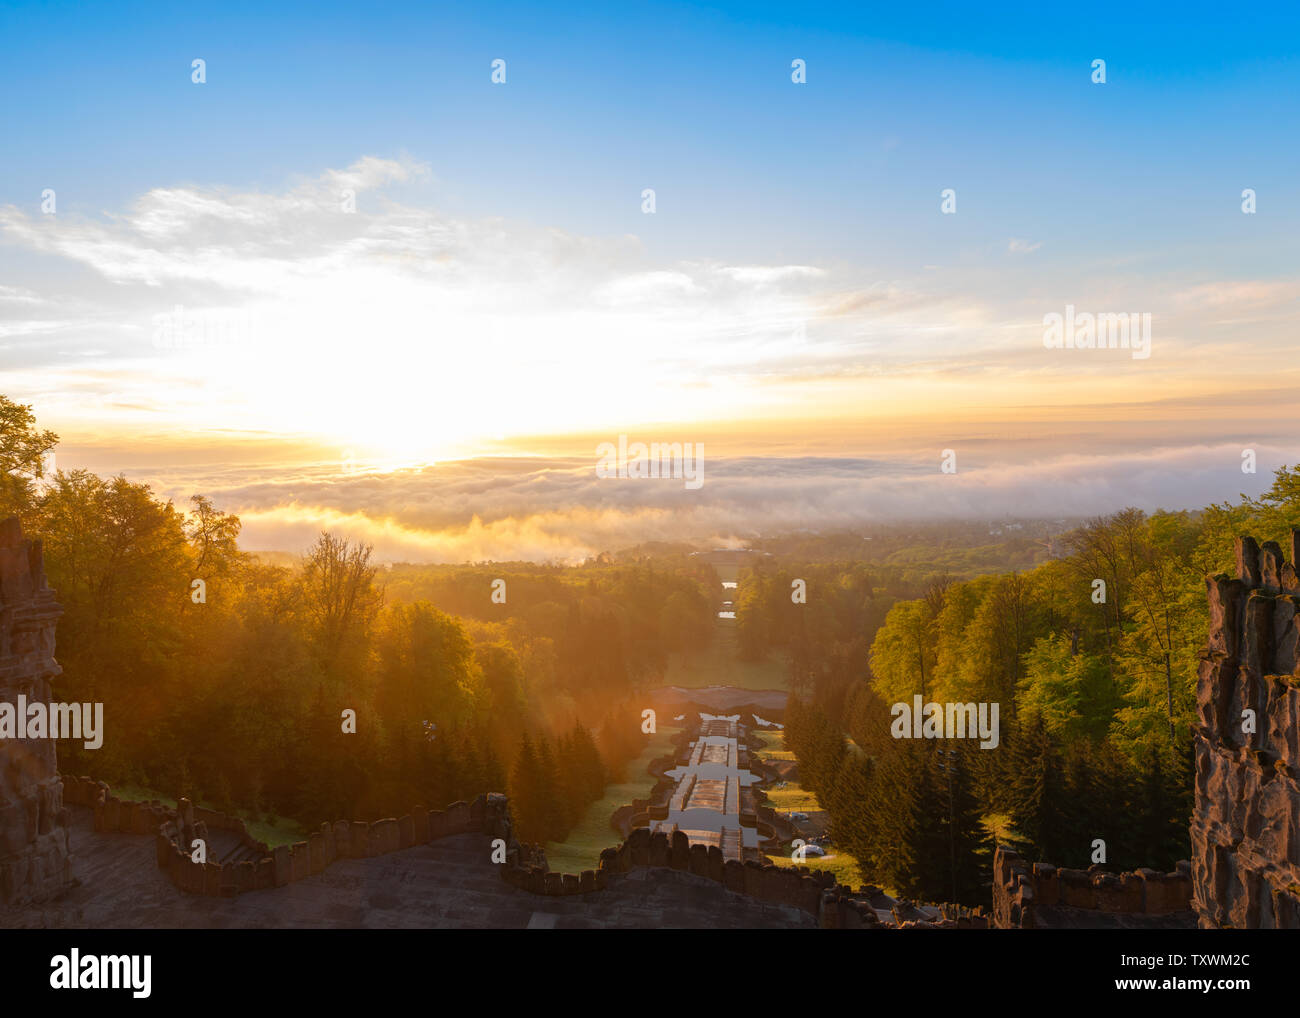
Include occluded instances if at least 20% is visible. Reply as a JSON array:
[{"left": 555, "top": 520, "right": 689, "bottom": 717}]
[
  {"left": 1191, "top": 533, "right": 1300, "bottom": 928},
  {"left": 0, "top": 516, "right": 72, "bottom": 905}
]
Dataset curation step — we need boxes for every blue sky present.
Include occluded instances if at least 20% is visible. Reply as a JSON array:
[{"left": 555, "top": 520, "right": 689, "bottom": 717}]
[{"left": 3, "top": 0, "right": 1297, "bottom": 268}]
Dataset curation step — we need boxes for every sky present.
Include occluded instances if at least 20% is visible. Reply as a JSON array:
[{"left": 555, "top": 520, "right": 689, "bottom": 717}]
[{"left": 1, "top": 2, "right": 1298, "bottom": 559}]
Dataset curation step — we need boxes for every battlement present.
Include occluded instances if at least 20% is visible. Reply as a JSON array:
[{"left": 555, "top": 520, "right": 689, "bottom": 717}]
[
  {"left": 1190, "top": 532, "right": 1300, "bottom": 928},
  {"left": 61, "top": 775, "right": 511, "bottom": 897},
  {"left": 60, "top": 772, "right": 904, "bottom": 927},
  {"left": 993, "top": 846, "right": 1192, "bottom": 928}
]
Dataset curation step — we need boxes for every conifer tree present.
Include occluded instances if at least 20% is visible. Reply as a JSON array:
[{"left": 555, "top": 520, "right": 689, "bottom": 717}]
[
  {"left": 824, "top": 752, "right": 873, "bottom": 865},
  {"left": 935, "top": 745, "right": 990, "bottom": 905},
  {"left": 535, "top": 735, "right": 566, "bottom": 840},
  {"left": 1007, "top": 713, "right": 1070, "bottom": 863},
  {"left": 479, "top": 733, "right": 507, "bottom": 795},
  {"left": 509, "top": 734, "right": 543, "bottom": 843},
  {"left": 864, "top": 740, "right": 945, "bottom": 899}
]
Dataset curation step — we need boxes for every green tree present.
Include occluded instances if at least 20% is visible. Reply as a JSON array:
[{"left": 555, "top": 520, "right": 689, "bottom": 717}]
[
  {"left": 1005, "top": 713, "right": 1071, "bottom": 863},
  {"left": 0, "top": 395, "right": 58, "bottom": 522},
  {"left": 300, "top": 532, "right": 383, "bottom": 683},
  {"left": 869, "top": 600, "right": 935, "bottom": 704},
  {"left": 935, "top": 745, "right": 989, "bottom": 906}
]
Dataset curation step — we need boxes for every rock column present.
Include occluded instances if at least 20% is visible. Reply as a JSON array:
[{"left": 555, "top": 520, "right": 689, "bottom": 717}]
[
  {"left": 0, "top": 516, "right": 73, "bottom": 905},
  {"left": 1191, "top": 534, "right": 1300, "bottom": 928}
]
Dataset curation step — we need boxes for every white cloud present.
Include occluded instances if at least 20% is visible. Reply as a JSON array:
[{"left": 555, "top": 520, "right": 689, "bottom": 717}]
[
  {"left": 124, "top": 442, "right": 1285, "bottom": 564},
  {"left": 2, "top": 155, "right": 1297, "bottom": 468},
  {"left": 0, "top": 157, "right": 1016, "bottom": 445}
]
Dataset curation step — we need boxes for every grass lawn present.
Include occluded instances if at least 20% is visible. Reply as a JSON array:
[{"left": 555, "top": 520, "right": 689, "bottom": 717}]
[
  {"left": 752, "top": 729, "right": 795, "bottom": 762},
  {"left": 763, "top": 785, "right": 820, "bottom": 812},
  {"left": 663, "top": 624, "right": 788, "bottom": 691},
  {"left": 545, "top": 725, "right": 683, "bottom": 874},
  {"left": 243, "top": 815, "right": 309, "bottom": 848},
  {"left": 95, "top": 783, "right": 307, "bottom": 847},
  {"left": 753, "top": 729, "right": 869, "bottom": 886},
  {"left": 766, "top": 840, "right": 864, "bottom": 888},
  {"left": 753, "top": 731, "right": 814, "bottom": 809}
]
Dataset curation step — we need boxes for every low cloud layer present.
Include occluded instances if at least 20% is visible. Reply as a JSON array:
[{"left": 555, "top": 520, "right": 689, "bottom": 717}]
[{"left": 125, "top": 443, "right": 1287, "bottom": 564}]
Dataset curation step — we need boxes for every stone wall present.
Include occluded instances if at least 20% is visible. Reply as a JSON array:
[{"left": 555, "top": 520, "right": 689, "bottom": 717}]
[
  {"left": 63, "top": 774, "right": 512, "bottom": 898},
  {"left": 498, "top": 824, "right": 988, "bottom": 928},
  {"left": 162, "top": 790, "right": 507, "bottom": 897},
  {"left": 0, "top": 517, "right": 73, "bottom": 905},
  {"left": 993, "top": 846, "right": 1191, "bottom": 928},
  {"left": 62, "top": 771, "right": 986, "bottom": 927},
  {"left": 1191, "top": 533, "right": 1300, "bottom": 928},
  {"left": 62, "top": 775, "right": 174, "bottom": 835}
]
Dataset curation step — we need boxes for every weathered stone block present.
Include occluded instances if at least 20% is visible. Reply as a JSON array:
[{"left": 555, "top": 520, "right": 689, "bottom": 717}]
[
  {"left": 669, "top": 830, "right": 690, "bottom": 870},
  {"left": 369, "top": 818, "right": 400, "bottom": 856},
  {"left": 272, "top": 845, "right": 292, "bottom": 887},
  {"left": 1058, "top": 869, "right": 1095, "bottom": 909},
  {"left": 688, "top": 843, "right": 709, "bottom": 877},
  {"left": 309, "top": 832, "right": 325, "bottom": 875},
  {"left": 597, "top": 846, "right": 621, "bottom": 871},
  {"left": 320, "top": 822, "right": 335, "bottom": 866},
  {"left": 1031, "top": 862, "right": 1058, "bottom": 906},
  {"left": 428, "top": 810, "right": 446, "bottom": 840},
  {"left": 1237, "top": 536, "right": 1262, "bottom": 590},
  {"left": 234, "top": 860, "right": 256, "bottom": 894},
  {"left": 706, "top": 845, "right": 724, "bottom": 882},
  {"left": 351, "top": 821, "right": 370, "bottom": 857},
  {"left": 627, "top": 827, "right": 651, "bottom": 867},
  {"left": 289, "top": 841, "right": 310, "bottom": 882},
  {"left": 255, "top": 857, "right": 275, "bottom": 890}
]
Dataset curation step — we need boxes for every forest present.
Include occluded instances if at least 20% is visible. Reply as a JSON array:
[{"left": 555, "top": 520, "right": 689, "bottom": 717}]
[
  {"left": 756, "top": 475, "right": 1300, "bottom": 904},
  {"left": 0, "top": 396, "right": 716, "bottom": 843},
  {"left": 5, "top": 388, "right": 1298, "bottom": 900}
]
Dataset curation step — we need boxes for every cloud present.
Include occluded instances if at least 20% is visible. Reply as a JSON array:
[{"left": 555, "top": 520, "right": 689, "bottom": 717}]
[
  {"left": 1173, "top": 279, "right": 1300, "bottom": 310},
  {"left": 717, "top": 265, "right": 825, "bottom": 285},
  {"left": 0, "top": 156, "right": 1041, "bottom": 442},
  {"left": 0, "top": 285, "right": 45, "bottom": 305},
  {"left": 4, "top": 153, "right": 1299, "bottom": 527},
  {"left": 135, "top": 443, "right": 1285, "bottom": 564}
]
